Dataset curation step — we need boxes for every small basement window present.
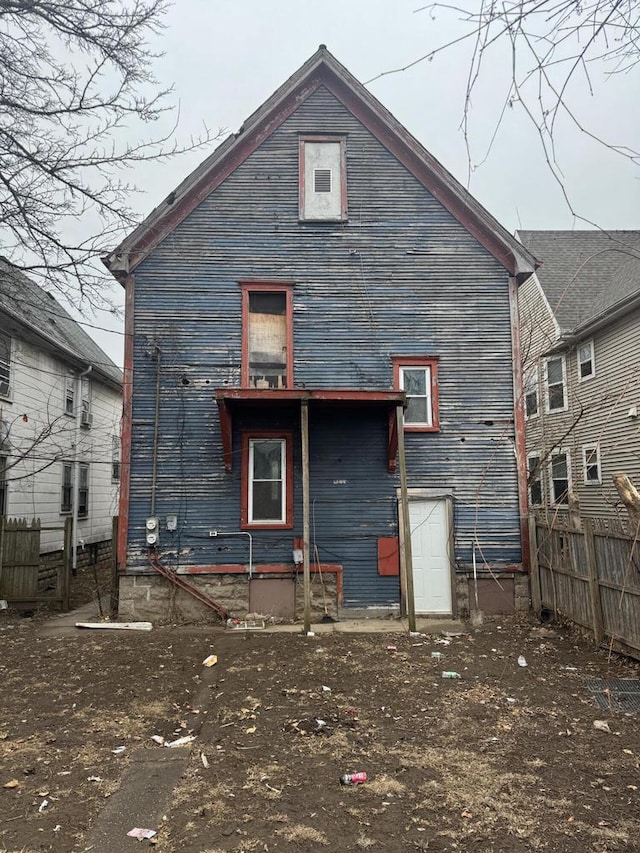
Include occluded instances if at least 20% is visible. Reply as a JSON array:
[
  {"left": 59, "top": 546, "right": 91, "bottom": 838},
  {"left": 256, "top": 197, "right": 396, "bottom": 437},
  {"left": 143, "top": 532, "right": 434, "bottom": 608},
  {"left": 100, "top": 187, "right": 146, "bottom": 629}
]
[{"left": 299, "top": 136, "right": 346, "bottom": 221}]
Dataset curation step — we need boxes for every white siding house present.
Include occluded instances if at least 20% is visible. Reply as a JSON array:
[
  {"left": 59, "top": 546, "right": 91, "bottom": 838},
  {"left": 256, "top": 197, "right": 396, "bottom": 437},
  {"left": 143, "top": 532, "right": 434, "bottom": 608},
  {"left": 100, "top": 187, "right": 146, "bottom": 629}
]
[
  {"left": 0, "top": 261, "right": 122, "bottom": 555},
  {"left": 517, "top": 231, "right": 640, "bottom": 522}
]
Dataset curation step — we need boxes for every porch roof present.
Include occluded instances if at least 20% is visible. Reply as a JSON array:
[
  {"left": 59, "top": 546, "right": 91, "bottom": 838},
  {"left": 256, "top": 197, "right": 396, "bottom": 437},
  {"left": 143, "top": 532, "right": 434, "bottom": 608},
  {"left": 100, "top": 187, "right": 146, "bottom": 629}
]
[{"left": 214, "top": 387, "right": 406, "bottom": 474}]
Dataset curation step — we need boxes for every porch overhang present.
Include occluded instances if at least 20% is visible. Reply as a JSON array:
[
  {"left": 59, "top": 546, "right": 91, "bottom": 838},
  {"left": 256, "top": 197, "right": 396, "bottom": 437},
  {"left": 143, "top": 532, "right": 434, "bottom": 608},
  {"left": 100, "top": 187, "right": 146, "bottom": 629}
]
[{"left": 215, "top": 388, "right": 406, "bottom": 474}]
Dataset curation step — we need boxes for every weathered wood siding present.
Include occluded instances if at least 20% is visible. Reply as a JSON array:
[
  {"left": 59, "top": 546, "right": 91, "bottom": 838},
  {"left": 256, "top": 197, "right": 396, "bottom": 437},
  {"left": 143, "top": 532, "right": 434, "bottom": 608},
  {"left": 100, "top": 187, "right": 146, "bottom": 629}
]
[{"left": 128, "top": 86, "right": 521, "bottom": 606}]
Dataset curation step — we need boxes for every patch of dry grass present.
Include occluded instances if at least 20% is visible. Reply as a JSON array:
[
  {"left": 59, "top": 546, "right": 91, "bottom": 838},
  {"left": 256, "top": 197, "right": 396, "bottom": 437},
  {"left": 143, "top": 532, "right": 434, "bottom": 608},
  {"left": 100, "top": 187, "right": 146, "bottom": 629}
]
[
  {"left": 244, "top": 764, "right": 283, "bottom": 799},
  {"left": 276, "top": 824, "right": 329, "bottom": 845},
  {"left": 356, "top": 833, "right": 376, "bottom": 848},
  {"left": 364, "top": 774, "right": 406, "bottom": 797}
]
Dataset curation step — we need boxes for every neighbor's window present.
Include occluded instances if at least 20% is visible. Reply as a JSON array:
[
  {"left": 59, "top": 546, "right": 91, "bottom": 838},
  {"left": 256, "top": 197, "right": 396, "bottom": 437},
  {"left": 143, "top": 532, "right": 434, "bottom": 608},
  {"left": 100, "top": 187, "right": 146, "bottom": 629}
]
[
  {"left": 65, "top": 372, "right": 75, "bottom": 415},
  {"left": 299, "top": 136, "right": 347, "bottom": 221},
  {"left": 0, "top": 332, "right": 11, "bottom": 397},
  {"left": 112, "top": 435, "right": 121, "bottom": 482},
  {"left": 61, "top": 462, "right": 89, "bottom": 517},
  {"left": 524, "top": 366, "right": 539, "bottom": 418},
  {"left": 81, "top": 378, "right": 92, "bottom": 427},
  {"left": 550, "top": 451, "right": 570, "bottom": 505},
  {"left": 241, "top": 283, "right": 293, "bottom": 389},
  {"left": 393, "top": 357, "right": 439, "bottom": 431},
  {"left": 582, "top": 444, "right": 601, "bottom": 484},
  {"left": 577, "top": 340, "right": 595, "bottom": 381},
  {"left": 0, "top": 455, "right": 7, "bottom": 516},
  {"left": 241, "top": 432, "right": 293, "bottom": 529},
  {"left": 61, "top": 462, "right": 73, "bottom": 513},
  {"left": 528, "top": 454, "right": 542, "bottom": 506},
  {"left": 545, "top": 355, "right": 566, "bottom": 412}
]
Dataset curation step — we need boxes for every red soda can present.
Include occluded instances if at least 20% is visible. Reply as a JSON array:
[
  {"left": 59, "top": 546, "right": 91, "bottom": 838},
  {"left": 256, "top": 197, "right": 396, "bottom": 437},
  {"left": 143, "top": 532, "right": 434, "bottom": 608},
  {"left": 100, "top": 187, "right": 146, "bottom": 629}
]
[{"left": 340, "top": 772, "right": 368, "bottom": 785}]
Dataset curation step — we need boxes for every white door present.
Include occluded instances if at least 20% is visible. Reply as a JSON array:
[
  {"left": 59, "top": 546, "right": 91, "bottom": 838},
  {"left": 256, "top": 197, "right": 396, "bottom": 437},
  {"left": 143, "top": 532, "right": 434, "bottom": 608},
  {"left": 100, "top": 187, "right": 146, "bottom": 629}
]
[{"left": 409, "top": 499, "right": 452, "bottom": 614}]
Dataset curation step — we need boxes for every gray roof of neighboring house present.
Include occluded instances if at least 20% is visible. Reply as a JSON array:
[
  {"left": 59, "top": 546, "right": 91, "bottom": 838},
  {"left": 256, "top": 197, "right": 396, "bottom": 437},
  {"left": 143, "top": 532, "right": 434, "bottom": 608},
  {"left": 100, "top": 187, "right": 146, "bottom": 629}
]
[
  {"left": 0, "top": 259, "right": 123, "bottom": 387},
  {"left": 517, "top": 230, "right": 640, "bottom": 334}
]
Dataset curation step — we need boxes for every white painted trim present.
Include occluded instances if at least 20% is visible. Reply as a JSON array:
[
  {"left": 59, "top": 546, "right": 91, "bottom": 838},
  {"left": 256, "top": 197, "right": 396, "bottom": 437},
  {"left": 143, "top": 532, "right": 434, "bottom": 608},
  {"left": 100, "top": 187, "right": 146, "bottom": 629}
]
[
  {"left": 581, "top": 442, "right": 602, "bottom": 485},
  {"left": 548, "top": 448, "right": 572, "bottom": 505},
  {"left": 577, "top": 338, "right": 596, "bottom": 382},
  {"left": 248, "top": 437, "right": 286, "bottom": 524},
  {"left": 531, "top": 273, "right": 562, "bottom": 339},
  {"left": 399, "top": 365, "right": 433, "bottom": 427},
  {"left": 544, "top": 353, "right": 568, "bottom": 413}
]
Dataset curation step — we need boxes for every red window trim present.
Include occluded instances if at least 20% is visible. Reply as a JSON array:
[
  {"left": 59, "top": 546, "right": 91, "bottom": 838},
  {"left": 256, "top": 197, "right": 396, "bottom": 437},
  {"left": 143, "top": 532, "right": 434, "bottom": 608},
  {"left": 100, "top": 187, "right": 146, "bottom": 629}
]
[
  {"left": 240, "top": 281, "right": 294, "bottom": 389},
  {"left": 240, "top": 430, "right": 294, "bottom": 530},
  {"left": 392, "top": 356, "right": 440, "bottom": 432},
  {"left": 298, "top": 134, "right": 348, "bottom": 221}
]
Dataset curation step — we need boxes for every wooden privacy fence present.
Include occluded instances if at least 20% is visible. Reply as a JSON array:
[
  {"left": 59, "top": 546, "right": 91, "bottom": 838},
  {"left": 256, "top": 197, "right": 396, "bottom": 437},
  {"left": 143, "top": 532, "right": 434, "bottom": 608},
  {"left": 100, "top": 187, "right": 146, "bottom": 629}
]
[
  {"left": 530, "top": 513, "right": 640, "bottom": 659},
  {"left": 0, "top": 517, "right": 72, "bottom": 609}
]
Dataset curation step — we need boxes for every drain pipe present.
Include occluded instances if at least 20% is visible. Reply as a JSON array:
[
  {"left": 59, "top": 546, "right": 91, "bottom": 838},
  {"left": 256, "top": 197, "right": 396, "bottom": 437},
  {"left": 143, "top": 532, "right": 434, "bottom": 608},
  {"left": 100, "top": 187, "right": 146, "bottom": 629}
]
[
  {"left": 73, "top": 365, "right": 92, "bottom": 575},
  {"left": 150, "top": 346, "right": 161, "bottom": 517},
  {"left": 209, "top": 530, "right": 253, "bottom": 578}
]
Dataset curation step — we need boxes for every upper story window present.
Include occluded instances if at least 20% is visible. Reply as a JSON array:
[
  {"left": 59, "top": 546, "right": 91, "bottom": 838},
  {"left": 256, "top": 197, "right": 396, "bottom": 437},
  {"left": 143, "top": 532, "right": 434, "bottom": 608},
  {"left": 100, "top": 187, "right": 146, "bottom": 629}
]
[
  {"left": 545, "top": 355, "right": 567, "bottom": 412},
  {"left": 549, "top": 450, "right": 570, "bottom": 505},
  {"left": 241, "top": 282, "right": 293, "bottom": 389},
  {"left": 0, "top": 332, "right": 11, "bottom": 397},
  {"left": 299, "top": 135, "right": 347, "bottom": 221},
  {"left": 524, "top": 365, "right": 539, "bottom": 418},
  {"left": 81, "top": 378, "right": 92, "bottom": 427},
  {"left": 112, "top": 435, "right": 121, "bottom": 482},
  {"left": 61, "top": 461, "right": 89, "bottom": 517},
  {"left": 392, "top": 356, "right": 440, "bottom": 431},
  {"left": 241, "top": 431, "right": 293, "bottom": 529},
  {"left": 65, "top": 372, "right": 75, "bottom": 415},
  {"left": 582, "top": 444, "right": 601, "bottom": 484},
  {"left": 527, "top": 454, "right": 542, "bottom": 507},
  {"left": 577, "top": 340, "right": 595, "bottom": 381}
]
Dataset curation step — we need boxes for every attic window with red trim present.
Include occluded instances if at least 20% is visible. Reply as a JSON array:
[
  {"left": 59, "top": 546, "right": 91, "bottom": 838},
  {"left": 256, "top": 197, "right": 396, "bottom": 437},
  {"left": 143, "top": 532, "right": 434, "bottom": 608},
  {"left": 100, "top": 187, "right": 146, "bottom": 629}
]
[
  {"left": 392, "top": 356, "right": 440, "bottom": 432},
  {"left": 241, "top": 282, "right": 293, "bottom": 389}
]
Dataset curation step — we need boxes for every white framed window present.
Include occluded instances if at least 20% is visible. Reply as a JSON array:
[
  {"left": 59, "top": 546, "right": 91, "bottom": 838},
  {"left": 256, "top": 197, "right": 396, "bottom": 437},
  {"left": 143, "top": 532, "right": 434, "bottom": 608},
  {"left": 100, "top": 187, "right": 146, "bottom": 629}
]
[
  {"left": 524, "top": 366, "right": 539, "bottom": 418},
  {"left": 577, "top": 340, "right": 595, "bottom": 381},
  {"left": 61, "top": 462, "right": 89, "bottom": 517},
  {"left": 0, "top": 332, "right": 11, "bottom": 397},
  {"left": 241, "top": 431, "right": 293, "bottom": 528},
  {"left": 81, "top": 378, "right": 92, "bottom": 427},
  {"left": 112, "top": 435, "right": 121, "bottom": 482},
  {"left": 299, "top": 136, "right": 346, "bottom": 221},
  {"left": 545, "top": 355, "right": 567, "bottom": 412},
  {"left": 394, "top": 358, "right": 439, "bottom": 430},
  {"left": 582, "top": 444, "right": 601, "bottom": 484},
  {"left": 549, "top": 450, "right": 571, "bottom": 505},
  {"left": 527, "top": 454, "right": 542, "bottom": 506},
  {"left": 65, "top": 373, "right": 75, "bottom": 415}
]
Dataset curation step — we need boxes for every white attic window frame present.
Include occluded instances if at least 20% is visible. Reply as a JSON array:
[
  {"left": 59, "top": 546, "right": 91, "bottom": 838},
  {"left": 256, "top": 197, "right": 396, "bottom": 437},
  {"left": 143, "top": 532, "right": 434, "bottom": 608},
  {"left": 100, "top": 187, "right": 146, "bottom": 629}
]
[{"left": 299, "top": 135, "right": 347, "bottom": 221}]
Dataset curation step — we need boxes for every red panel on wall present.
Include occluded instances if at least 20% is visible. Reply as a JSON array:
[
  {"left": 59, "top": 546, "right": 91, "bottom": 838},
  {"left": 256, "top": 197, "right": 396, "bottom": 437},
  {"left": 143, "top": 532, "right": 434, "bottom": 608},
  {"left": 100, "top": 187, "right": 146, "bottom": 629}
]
[{"left": 377, "top": 537, "right": 400, "bottom": 576}]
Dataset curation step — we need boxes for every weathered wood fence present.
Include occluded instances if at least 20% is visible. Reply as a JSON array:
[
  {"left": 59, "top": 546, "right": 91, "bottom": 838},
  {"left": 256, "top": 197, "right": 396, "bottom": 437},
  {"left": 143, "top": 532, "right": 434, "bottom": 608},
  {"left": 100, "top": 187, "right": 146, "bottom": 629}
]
[
  {"left": 530, "top": 513, "right": 640, "bottom": 660},
  {"left": 0, "top": 517, "right": 72, "bottom": 609}
]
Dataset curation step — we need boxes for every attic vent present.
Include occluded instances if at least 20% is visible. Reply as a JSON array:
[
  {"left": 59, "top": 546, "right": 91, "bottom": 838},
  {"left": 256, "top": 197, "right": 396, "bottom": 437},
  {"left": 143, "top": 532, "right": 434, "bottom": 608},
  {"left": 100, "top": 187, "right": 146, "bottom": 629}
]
[{"left": 314, "top": 168, "right": 332, "bottom": 193}]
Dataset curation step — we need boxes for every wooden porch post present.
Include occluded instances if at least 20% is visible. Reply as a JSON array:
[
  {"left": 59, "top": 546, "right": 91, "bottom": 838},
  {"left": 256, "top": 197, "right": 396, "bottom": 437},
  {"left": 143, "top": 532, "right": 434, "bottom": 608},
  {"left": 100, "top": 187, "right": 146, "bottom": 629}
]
[
  {"left": 396, "top": 405, "right": 416, "bottom": 632},
  {"left": 301, "top": 399, "right": 311, "bottom": 633}
]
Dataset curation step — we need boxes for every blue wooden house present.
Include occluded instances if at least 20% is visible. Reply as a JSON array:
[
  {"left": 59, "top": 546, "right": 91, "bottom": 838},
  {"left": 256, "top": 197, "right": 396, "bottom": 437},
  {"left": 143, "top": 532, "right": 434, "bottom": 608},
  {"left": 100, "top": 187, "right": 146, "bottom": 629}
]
[{"left": 105, "top": 47, "right": 537, "bottom": 624}]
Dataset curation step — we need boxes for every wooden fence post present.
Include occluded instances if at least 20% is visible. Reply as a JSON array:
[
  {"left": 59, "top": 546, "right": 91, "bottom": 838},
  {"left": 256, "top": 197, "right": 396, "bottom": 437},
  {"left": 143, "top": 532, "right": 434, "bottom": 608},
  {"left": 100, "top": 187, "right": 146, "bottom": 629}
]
[
  {"left": 110, "top": 515, "right": 119, "bottom": 619},
  {"left": 528, "top": 515, "right": 542, "bottom": 616},
  {"left": 583, "top": 517, "right": 604, "bottom": 646},
  {"left": 62, "top": 516, "right": 72, "bottom": 611}
]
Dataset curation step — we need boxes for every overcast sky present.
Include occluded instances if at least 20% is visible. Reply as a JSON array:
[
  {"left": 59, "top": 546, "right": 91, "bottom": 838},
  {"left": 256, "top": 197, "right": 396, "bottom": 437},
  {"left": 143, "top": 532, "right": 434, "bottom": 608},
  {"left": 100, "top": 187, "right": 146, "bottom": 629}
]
[{"left": 88, "top": 0, "right": 640, "bottom": 365}]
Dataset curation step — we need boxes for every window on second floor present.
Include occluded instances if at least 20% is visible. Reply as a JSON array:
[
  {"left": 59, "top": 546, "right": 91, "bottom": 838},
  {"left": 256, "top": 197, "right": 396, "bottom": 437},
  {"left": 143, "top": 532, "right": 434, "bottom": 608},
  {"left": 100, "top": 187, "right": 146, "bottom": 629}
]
[
  {"left": 528, "top": 454, "right": 542, "bottom": 506},
  {"left": 299, "top": 136, "right": 347, "bottom": 221},
  {"left": 241, "top": 283, "right": 293, "bottom": 389},
  {"left": 549, "top": 451, "right": 570, "bottom": 505},
  {"left": 81, "top": 378, "right": 92, "bottom": 427},
  {"left": 582, "top": 444, "right": 601, "bottom": 484},
  {"left": 65, "top": 373, "right": 75, "bottom": 415},
  {"left": 524, "top": 366, "right": 539, "bottom": 418},
  {"left": 545, "top": 355, "right": 567, "bottom": 412},
  {"left": 112, "top": 435, "right": 121, "bottom": 482},
  {"left": 577, "top": 340, "right": 595, "bottom": 381},
  {"left": 0, "top": 332, "right": 11, "bottom": 397},
  {"left": 61, "top": 462, "right": 89, "bottom": 517},
  {"left": 393, "top": 357, "right": 440, "bottom": 431}
]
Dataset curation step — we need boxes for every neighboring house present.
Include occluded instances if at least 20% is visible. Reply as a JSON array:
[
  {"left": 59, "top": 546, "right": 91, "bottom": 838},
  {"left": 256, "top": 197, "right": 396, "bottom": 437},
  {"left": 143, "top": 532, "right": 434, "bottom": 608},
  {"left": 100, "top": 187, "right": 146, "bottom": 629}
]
[
  {"left": 105, "top": 46, "right": 536, "bottom": 623},
  {"left": 0, "top": 260, "right": 123, "bottom": 560},
  {"left": 517, "top": 230, "right": 640, "bottom": 520}
]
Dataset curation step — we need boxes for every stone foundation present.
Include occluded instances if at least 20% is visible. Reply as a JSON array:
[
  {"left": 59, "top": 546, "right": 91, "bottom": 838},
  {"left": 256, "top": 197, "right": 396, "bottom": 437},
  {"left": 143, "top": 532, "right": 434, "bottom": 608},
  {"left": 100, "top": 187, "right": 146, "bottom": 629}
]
[{"left": 118, "top": 569, "right": 339, "bottom": 624}]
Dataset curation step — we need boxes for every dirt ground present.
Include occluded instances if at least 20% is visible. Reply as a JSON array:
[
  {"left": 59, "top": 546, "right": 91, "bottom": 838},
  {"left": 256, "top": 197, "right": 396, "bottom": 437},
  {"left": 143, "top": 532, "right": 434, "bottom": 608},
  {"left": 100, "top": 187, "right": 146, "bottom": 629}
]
[{"left": 1, "top": 607, "right": 640, "bottom": 853}]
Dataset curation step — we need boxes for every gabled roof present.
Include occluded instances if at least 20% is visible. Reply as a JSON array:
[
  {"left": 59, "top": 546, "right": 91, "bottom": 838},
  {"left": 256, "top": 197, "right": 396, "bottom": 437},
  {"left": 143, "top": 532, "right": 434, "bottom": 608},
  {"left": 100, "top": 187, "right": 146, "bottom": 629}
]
[
  {"left": 0, "top": 259, "right": 123, "bottom": 388},
  {"left": 104, "top": 46, "right": 537, "bottom": 280},
  {"left": 517, "top": 230, "right": 640, "bottom": 335}
]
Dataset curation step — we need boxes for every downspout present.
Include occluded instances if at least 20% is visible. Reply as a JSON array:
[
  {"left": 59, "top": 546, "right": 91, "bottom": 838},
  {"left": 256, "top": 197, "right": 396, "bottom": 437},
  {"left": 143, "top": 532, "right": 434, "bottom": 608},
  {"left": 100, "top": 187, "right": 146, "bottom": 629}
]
[
  {"left": 150, "top": 346, "right": 161, "bottom": 517},
  {"left": 73, "top": 365, "right": 92, "bottom": 575}
]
